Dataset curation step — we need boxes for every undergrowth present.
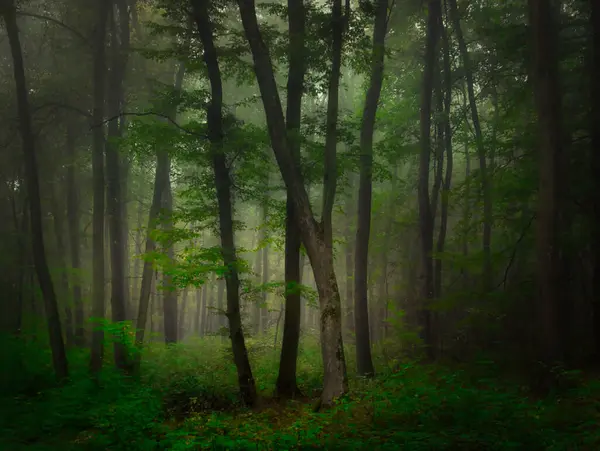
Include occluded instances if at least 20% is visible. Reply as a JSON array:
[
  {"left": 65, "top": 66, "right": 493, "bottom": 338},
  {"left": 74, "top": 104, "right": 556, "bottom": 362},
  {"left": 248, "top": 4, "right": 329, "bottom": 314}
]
[{"left": 1, "top": 330, "right": 599, "bottom": 450}]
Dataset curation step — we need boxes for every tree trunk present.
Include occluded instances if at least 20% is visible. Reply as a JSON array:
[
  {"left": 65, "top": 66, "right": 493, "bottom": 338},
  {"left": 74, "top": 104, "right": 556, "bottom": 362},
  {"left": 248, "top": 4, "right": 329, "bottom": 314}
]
[
  {"left": 321, "top": 0, "right": 343, "bottom": 248},
  {"left": 106, "top": 0, "right": 131, "bottom": 371},
  {"left": 131, "top": 200, "right": 144, "bottom": 316},
  {"left": 343, "top": 188, "right": 354, "bottom": 339},
  {"left": 354, "top": 0, "right": 388, "bottom": 377},
  {"left": 194, "top": 287, "right": 202, "bottom": 335},
  {"left": 50, "top": 188, "right": 74, "bottom": 347},
  {"left": 238, "top": 0, "right": 348, "bottom": 408},
  {"left": 434, "top": 18, "right": 453, "bottom": 299},
  {"left": 178, "top": 288, "right": 189, "bottom": 341},
  {"left": 2, "top": 0, "right": 68, "bottom": 381},
  {"left": 529, "top": 0, "right": 567, "bottom": 389},
  {"left": 66, "top": 125, "right": 85, "bottom": 346},
  {"left": 252, "top": 228, "right": 262, "bottom": 334},
  {"left": 90, "top": 0, "right": 109, "bottom": 376},
  {"left": 590, "top": 0, "right": 600, "bottom": 362},
  {"left": 193, "top": 0, "right": 257, "bottom": 407},
  {"left": 200, "top": 281, "right": 208, "bottom": 335},
  {"left": 162, "top": 177, "right": 178, "bottom": 344},
  {"left": 277, "top": 0, "right": 306, "bottom": 398},
  {"left": 448, "top": 0, "right": 492, "bottom": 292},
  {"left": 260, "top": 204, "right": 270, "bottom": 333},
  {"left": 134, "top": 54, "right": 185, "bottom": 350},
  {"left": 417, "top": 0, "right": 441, "bottom": 359}
]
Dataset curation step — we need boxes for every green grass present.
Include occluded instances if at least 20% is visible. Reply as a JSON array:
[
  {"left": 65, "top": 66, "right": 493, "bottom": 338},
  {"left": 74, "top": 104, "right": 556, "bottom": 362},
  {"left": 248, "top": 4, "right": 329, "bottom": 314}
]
[{"left": 1, "top": 331, "right": 599, "bottom": 450}]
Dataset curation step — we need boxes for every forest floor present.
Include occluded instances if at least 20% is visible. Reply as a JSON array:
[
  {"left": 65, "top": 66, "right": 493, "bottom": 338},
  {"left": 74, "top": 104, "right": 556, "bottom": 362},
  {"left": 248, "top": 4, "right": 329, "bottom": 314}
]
[{"left": 1, "top": 334, "right": 599, "bottom": 450}]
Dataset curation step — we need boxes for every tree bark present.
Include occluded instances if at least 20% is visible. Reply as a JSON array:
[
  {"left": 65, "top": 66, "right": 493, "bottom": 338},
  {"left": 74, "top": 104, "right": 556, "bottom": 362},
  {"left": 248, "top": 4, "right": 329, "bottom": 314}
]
[
  {"left": 260, "top": 201, "right": 270, "bottom": 332},
  {"left": 2, "top": 0, "right": 69, "bottom": 381},
  {"left": 417, "top": 0, "right": 441, "bottom": 359},
  {"left": 193, "top": 0, "right": 257, "bottom": 407},
  {"left": 448, "top": 0, "right": 492, "bottom": 292},
  {"left": 178, "top": 288, "right": 189, "bottom": 341},
  {"left": 238, "top": 0, "right": 348, "bottom": 408},
  {"left": 277, "top": 0, "right": 306, "bottom": 398},
  {"left": 529, "top": 0, "right": 567, "bottom": 389},
  {"left": 354, "top": 0, "right": 389, "bottom": 377}
]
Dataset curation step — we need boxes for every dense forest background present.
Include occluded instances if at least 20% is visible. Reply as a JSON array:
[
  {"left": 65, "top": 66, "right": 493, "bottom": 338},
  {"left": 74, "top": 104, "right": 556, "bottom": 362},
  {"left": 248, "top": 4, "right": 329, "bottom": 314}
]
[{"left": 1, "top": 0, "right": 599, "bottom": 449}]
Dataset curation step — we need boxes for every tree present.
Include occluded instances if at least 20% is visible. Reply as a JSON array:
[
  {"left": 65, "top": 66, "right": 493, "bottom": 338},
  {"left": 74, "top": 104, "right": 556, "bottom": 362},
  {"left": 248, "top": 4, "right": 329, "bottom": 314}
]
[
  {"left": 90, "top": 0, "right": 109, "bottom": 376},
  {"left": 354, "top": 0, "right": 389, "bottom": 377},
  {"left": 1, "top": 0, "right": 68, "bottom": 381},
  {"left": 238, "top": 0, "right": 348, "bottom": 408},
  {"left": 192, "top": 0, "right": 258, "bottom": 407},
  {"left": 529, "top": 0, "right": 567, "bottom": 389},
  {"left": 417, "top": 0, "right": 441, "bottom": 359},
  {"left": 277, "top": 0, "right": 306, "bottom": 398},
  {"left": 447, "top": 0, "right": 493, "bottom": 293}
]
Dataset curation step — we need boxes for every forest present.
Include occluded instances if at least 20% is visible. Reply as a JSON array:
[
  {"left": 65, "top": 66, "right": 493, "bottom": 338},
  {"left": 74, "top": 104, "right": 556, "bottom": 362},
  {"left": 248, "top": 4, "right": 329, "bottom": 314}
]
[{"left": 0, "top": 0, "right": 598, "bottom": 448}]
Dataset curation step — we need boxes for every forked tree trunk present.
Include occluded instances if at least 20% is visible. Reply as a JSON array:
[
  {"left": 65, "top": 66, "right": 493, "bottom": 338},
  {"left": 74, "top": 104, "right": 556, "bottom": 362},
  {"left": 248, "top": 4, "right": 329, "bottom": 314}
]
[
  {"left": 277, "top": 0, "right": 306, "bottom": 398},
  {"left": 354, "top": 0, "right": 388, "bottom": 377},
  {"left": 238, "top": 0, "right": 348, "bottom": 408},
  {"left": 2, "top": 0, "right": 68, "bottom": 381},
  {"left": 193, "top": 0, "right": 257, "bottom": 407}
]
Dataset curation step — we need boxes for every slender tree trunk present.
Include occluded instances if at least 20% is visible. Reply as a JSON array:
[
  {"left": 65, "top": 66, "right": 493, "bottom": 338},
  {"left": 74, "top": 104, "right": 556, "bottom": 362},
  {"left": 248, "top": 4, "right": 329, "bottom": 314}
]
[
  {"left": 50, "top": 189, "right": 75, "bottom": 347},
  {"left": 260, "top": 204, "right": 270, "bottom": 332},
  {"left": 194, "top": 287, "right": 202, "bottom": 335},
  {"left": 343, "top": 187, "right": 354, "bottom": 338},
  {"left": 178, "top": 288, "right": 188, "bottom": 341},
  {"left": 354, "top": 0, "right": 388, "bottom": 377},
  {"left": 106, "top": 0, "right": 131, "bottom": 371},
  {"left": 134, "top": 54, "right": 185, "bottom": 350},
  {"left": 2, "top": 0, "right": 68, "bottom": 381},
  {"left": 131, "top": 200, "right": 144, "bottom": 316},
  {"left": 217, "top": 279, "right": 225, "bottom": 335},
  {"left": 529, "top": 0, "right": 567, "bottom": 389},
  {"left": 321, "top": 0, "right": 343, "bottom": 248},
  {"left": 90, "top": 0, "right": 109, "bottom": 376},
  {"left": 252, "top": 229, "right": 262, "bottom": 334},
  {"left": 277, "top": 0, "right": 306, "bottom": 397},
  {"left": 200, "top": 282, "right": 208, "bottom": 335},
  {"left": 434, "top": 19, "right": 453, "bottom": 299},
  {"left": 417, "top": 0, "right": 441, "bottom": 359},
  {"left": 66, "top": 125, "right": 85, "bottom": 346},
  {"left": 162, "top": 177, "right": 178, "bottom": 344},
  {"left": 238, "top": 0, "right": 348, "bottom": 408},
  {"left": 448, "top": 0, "right": 492, "bottom": 292},
  {"left": 193, "top": 0, "right": 257, "bottom": 406}
]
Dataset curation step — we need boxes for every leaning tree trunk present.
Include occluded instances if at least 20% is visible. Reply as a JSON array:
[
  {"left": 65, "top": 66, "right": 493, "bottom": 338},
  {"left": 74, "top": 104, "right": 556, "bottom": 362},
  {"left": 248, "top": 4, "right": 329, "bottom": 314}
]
[
  {"left": 448, "top": 0, "right": 492, "bottom": 292},
  {"left": 277, "top": 0, "right": 306, "bottom": 398},
  {"left": 417, "top": 0, "right": 441, "bottom": 360},
  {"left": 529, "top": 0, "right": 567, "bottom": 391},
  {"left": 354, "top": 0, "right": 388, "bottom": 378},
  {"left": 89, "top": 0, "right": 109, "bottom": 376},
  {"left": 193, "top": 0, "right": 257, "bottom": 407},
  {"left": 238, "top": 0, "right": 348, "bottom": 408},
  {"left": 2, "top": 0, "right": 68, "bottom": 381}
]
